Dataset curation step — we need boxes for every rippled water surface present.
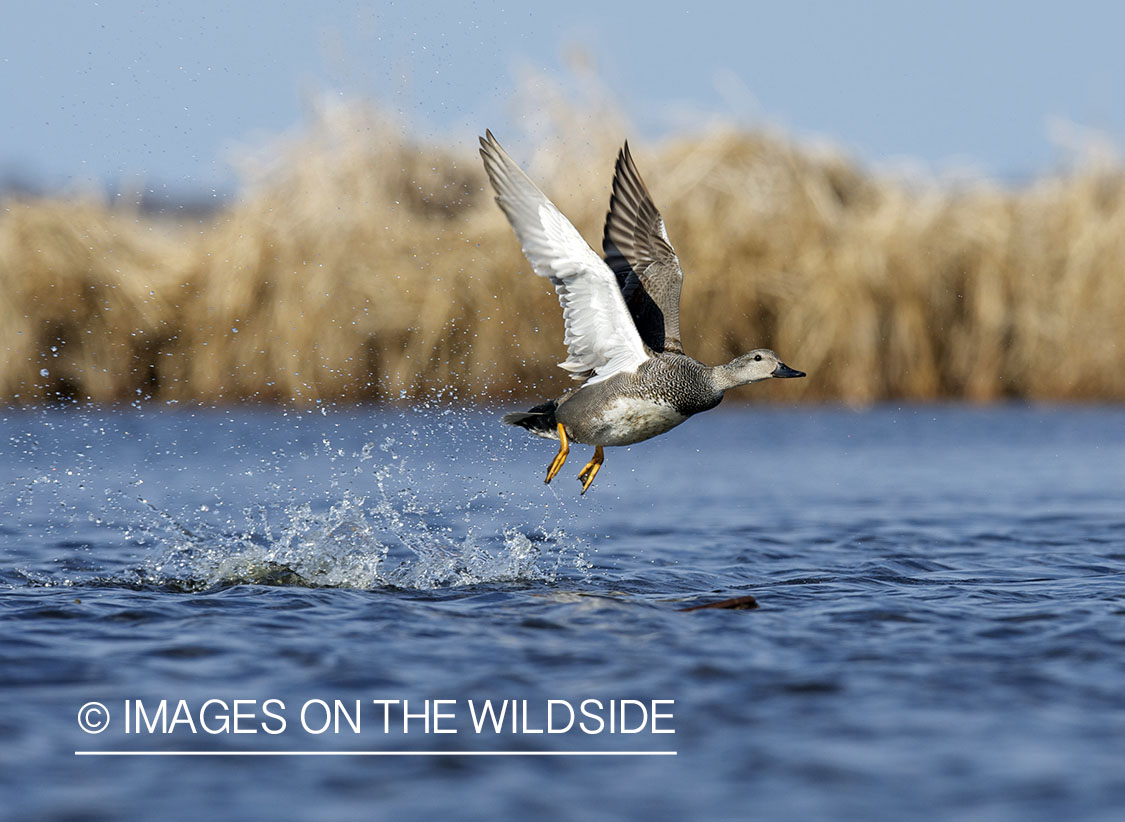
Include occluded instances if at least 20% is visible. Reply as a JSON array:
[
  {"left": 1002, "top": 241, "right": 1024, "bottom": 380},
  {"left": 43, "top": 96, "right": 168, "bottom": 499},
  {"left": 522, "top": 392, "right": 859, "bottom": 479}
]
[{"left": 2, "top": 405, "right": 1123, "bottom": 821}]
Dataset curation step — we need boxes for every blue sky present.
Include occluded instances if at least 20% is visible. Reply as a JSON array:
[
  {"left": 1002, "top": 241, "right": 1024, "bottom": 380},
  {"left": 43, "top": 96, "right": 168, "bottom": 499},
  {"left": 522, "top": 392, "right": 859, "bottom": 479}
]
[{"left": 3, "top": 0, "right": 1123, "bottom": 194}]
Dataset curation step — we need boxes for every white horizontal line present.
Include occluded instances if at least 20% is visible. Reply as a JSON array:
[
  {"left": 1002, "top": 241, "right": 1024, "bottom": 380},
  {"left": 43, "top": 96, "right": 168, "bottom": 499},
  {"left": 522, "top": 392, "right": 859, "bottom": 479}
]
[{"left": 75, "top": 750, "right": 677, "bottom": 757}]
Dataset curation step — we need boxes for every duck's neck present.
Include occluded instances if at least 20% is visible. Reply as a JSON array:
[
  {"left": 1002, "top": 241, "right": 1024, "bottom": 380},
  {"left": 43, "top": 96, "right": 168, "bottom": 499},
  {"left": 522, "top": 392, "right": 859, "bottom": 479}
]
[
  {"left": 709, "top": 361, "right": 746, "bottom": 393},
  {"left": 709, "top": 359, "right": 771, "bottom": 392}
]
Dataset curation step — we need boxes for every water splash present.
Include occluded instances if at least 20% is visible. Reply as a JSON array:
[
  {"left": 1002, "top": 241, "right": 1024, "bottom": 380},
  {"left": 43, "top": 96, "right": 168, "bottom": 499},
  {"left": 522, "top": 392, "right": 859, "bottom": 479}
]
[
  {"left": 145, "top": 493, "right": 586, "bottom": 592},
  {"left": 4, "top": 406, "right": 593, "bottom": 593},
  {"left": 138, "top": 420, "right": 592, "bottom": 592}
]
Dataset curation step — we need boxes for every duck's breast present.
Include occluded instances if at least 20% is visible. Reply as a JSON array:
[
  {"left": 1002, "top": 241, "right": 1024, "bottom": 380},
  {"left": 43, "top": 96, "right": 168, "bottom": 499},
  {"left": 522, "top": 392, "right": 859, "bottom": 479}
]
[{"left": 562, "top": 394, "right": 689, "bottom": 446}]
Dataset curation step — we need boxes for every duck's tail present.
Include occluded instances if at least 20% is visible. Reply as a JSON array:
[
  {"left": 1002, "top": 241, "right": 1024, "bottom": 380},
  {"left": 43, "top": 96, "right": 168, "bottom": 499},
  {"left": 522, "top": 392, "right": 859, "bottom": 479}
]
[{"left": 502, "top": 400, "right": 560, "bottom": 440}]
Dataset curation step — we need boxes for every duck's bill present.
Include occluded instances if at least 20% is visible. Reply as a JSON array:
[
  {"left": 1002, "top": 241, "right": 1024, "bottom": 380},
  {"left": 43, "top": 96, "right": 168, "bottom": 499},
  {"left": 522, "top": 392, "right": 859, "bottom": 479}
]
[{"left": 772, "top": 363, "right": 806, "bottom": 379}]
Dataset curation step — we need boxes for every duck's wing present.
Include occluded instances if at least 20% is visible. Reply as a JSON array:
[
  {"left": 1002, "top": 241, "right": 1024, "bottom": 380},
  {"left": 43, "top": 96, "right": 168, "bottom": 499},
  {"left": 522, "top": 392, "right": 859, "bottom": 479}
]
[
  {"left": 480, "top": 131, "right": 649, "bottom": 384},
  {"left": 601, "top": 142, "right": 685, "bottom": 354}
]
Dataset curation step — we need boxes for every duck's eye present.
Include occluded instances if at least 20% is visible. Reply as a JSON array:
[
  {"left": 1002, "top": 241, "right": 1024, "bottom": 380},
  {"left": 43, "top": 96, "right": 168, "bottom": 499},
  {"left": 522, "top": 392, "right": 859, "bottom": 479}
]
[{"left": 754, "top": 354, "right": 762, "bottom": 361}]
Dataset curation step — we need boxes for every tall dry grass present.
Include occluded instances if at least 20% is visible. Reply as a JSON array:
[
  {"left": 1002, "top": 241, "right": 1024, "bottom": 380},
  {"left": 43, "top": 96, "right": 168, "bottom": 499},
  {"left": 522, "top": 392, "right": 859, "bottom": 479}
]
[{"left": 2, "top": 99, "right": 1125, "bottom": 406}]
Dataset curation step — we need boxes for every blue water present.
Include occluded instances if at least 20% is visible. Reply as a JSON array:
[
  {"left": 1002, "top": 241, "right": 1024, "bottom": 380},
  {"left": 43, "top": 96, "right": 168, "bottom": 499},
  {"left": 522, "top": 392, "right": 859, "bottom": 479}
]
[{"left": 2, "top": 405, "right": 1123, "bottom": 821}]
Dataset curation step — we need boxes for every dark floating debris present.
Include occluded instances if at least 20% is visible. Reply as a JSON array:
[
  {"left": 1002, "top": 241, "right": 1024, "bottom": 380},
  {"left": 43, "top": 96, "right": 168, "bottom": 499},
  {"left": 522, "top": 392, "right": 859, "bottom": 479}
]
[{"left": 678, "top": 595, "right": 759, "bottom": 612}]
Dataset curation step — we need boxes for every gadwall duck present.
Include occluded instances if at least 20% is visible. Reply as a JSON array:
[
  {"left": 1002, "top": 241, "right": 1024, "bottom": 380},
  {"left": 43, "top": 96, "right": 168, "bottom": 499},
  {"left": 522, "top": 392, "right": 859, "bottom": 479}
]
[{"left": 480, "top": 131, "right": 805, "bottom": 493}]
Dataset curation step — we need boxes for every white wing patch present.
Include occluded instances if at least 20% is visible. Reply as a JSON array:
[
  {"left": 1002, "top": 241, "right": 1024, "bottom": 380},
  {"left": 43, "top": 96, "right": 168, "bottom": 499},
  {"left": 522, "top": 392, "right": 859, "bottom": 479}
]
[
  {"left": 535, "top": 205, "right": 649, "bottom": 383},
  {"left": 480, "top": 132, "right": 649, "bottom": 384}
]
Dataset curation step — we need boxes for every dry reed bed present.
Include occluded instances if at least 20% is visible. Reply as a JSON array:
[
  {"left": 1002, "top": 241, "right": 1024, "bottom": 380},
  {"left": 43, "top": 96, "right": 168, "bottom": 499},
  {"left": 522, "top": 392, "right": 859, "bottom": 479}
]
[{"left": 2, "top": 104, "right": 1124, "bottom": 406}]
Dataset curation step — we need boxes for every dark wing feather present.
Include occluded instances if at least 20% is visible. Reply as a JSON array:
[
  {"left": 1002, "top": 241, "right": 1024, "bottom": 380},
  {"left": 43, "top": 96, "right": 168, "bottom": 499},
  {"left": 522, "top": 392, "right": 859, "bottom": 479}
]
[{"left": 601, "top": 142, "right": 685, "bottom": 354}]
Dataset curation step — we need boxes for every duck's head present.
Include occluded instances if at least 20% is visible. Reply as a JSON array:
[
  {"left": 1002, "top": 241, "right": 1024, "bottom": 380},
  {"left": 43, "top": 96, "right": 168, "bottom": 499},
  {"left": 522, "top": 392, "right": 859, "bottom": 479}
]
[{"left": 716, "top": 349, "right": 805, "bottom": 390}]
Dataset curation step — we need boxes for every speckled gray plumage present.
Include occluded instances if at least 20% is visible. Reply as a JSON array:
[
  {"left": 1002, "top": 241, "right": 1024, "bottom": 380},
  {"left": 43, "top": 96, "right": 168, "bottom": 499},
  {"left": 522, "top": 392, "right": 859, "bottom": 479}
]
[{"left": 554, "top": 354, "right": 723, "bottom": 445}]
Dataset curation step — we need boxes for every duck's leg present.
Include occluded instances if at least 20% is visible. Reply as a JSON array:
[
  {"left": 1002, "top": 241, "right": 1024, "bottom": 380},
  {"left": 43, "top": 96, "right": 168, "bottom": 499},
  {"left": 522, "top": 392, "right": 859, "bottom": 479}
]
[
  {"left": 577, "top": 445, "right": 605, "bottom": 494},
  {"left": 545, "top": 424, "right": 570, "bottom": 484}
]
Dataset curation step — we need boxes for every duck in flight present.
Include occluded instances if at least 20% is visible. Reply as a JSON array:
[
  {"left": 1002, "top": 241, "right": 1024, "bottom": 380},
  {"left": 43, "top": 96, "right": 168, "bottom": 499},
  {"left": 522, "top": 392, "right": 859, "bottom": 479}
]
[{"left": 479, "top": 131, "right": 805, "bottom": 493}]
